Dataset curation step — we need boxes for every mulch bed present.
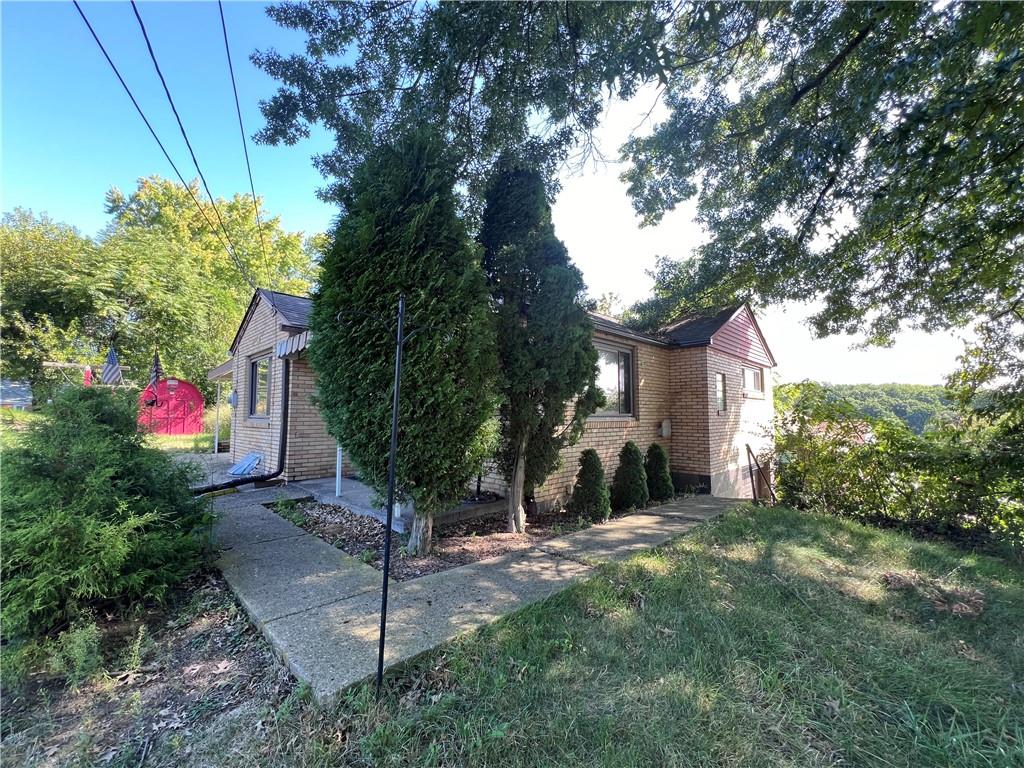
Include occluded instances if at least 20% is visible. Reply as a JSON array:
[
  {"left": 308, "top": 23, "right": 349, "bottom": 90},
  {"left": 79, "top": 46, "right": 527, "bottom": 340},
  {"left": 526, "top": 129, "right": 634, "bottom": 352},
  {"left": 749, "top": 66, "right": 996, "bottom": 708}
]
[{"left": 271, "top": 499, "right": 601, "bottom": 581}]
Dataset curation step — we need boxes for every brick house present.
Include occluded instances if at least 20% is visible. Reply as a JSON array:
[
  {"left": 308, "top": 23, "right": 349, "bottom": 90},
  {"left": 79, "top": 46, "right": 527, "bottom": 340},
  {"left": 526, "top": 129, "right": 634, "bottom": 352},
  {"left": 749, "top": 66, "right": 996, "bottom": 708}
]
[{"left": 216, "top": 289, "right": 776, "bottom": 505}]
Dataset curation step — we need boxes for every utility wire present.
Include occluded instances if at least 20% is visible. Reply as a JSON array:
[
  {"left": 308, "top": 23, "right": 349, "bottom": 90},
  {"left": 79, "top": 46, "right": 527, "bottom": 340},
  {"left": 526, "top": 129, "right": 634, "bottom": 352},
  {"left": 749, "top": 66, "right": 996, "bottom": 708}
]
[
  {"left": 218, "top": 0, "right": 274, "bottom": 293},
  {"left": 128, "top": 0, "right": 269, "bottom": 303},
  {"left": 72, "top": 0, "right": 236, "bottom": 265}
]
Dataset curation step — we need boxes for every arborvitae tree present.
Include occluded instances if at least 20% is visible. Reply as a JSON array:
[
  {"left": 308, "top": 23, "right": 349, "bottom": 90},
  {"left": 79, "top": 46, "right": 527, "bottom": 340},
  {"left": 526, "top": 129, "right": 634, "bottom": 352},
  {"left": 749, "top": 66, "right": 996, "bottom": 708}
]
[
  {"left": 568, "top": 449, "right": 611, "bottom": 522},
  {"left": 644, "top": 442, "right": 674, "bottom": 502},
  {"left": 308, "top": 129, "right": 495, "bottom": 555},
  {"left": 480, "top": 158, "right": 600, "bottom": 532},
  {"left": 611, "top": 441, "right": 649, "bottom": 511}
]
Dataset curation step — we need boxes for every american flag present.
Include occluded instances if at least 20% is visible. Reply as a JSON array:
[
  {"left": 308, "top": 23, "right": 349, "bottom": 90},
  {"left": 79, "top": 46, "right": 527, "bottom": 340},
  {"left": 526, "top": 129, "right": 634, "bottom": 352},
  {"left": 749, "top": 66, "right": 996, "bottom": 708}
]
[
  {"left": 147, "top": 349, "right": 165, "bottom": 390},
  {"left": 100, "top": 347, "right": 124, "bottom": 386}
]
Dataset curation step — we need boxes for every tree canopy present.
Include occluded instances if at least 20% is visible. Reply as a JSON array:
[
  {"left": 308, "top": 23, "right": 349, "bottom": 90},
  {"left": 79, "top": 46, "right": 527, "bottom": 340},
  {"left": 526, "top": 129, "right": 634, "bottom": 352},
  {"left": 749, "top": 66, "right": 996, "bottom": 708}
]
[
  {"left": 257, "top": 1, "right": 1022, "bottom": 352},
  {"left": 1, "top": 178, "right": 320, "bottom": 400}
]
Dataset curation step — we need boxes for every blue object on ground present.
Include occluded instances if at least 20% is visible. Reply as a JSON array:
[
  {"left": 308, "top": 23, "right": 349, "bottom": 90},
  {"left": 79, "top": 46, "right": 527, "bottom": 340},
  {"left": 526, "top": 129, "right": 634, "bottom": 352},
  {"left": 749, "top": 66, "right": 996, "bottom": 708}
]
[{"left": 229, "top": 452, "right": 262, "bottom": 476}]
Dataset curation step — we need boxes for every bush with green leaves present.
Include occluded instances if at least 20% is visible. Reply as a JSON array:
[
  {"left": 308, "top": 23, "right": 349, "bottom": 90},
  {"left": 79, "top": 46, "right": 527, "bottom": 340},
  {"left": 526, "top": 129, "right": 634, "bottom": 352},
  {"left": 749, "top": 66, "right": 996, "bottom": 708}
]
[
  {"left": 610, "top": 441, "right": 649, "bottom": 511},
  {"left": 644, "top": 442, "right": 674, "bottom": 502},
  {"left": 774, "top": 382, "right": 1022, "bottom": 551},
  {"left": 568, "top": 449, "right": 611, "bottom": 522},
  {"left": 0, "top": 386, "right": 208, "bottom": 642}
]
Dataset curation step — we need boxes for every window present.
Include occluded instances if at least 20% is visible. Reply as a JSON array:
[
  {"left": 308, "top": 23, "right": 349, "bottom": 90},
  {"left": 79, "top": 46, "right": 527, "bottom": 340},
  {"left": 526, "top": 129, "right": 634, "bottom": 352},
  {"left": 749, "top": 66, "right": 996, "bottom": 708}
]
[
  {"left": 249, "top": 356, "right": 270, "bottom": 417},
  {"left": 715, "top": 373, "right": 727, "bottom": 412},
  {"left": 743, "top": 366, "right": 765, "bottom": 393},
  {"left": 594, "top": 343, "right": 633, "bottom": 416}
]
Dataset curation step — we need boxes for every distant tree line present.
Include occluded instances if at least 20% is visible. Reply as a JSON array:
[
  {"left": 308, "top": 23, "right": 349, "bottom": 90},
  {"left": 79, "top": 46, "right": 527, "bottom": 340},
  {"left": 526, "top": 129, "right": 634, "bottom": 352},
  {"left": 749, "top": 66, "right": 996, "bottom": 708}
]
[{"left": 776, "top": 382, "right": 953, "bottom": 434}]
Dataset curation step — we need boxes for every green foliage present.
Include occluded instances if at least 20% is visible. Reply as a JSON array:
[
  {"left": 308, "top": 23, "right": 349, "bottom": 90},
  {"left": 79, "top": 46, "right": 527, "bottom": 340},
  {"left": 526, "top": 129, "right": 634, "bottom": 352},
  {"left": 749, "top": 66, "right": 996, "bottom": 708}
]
[
  {"left": 776, "top": 382, "right": 952, "bottom": 435},
  {"left": 644, "top": 443, "right": 674, "bottom": 502},
  {"left": 610, "top": 441, "right": 649, "bottom": 511},
  {"left": 480, "top": 158, "right": 600, "bottom": 504},
  {"left": 49, "top": 620, "right": 103, "bottom": 689},
  {"left": 308, "top": 129, "right": 495, "bottom": 531},
  {"left": 0, "top": 387, "right": 208, "bottom": 641},
  {"left": 568, "top": 449, "right": 611, "bottom": 522},
  {"left": 774, "top": 382, "right": 1023, "bottom": 551},
  {"left": 1, "top": 179, "right": 319, "bottom": 401}
]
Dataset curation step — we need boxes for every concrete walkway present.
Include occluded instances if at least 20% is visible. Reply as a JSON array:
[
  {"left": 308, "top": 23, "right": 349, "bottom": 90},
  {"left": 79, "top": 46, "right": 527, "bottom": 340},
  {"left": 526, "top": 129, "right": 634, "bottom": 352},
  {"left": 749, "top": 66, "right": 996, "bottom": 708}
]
[{"left": 212, "top": 488, "right": 736, "bottom": 700}]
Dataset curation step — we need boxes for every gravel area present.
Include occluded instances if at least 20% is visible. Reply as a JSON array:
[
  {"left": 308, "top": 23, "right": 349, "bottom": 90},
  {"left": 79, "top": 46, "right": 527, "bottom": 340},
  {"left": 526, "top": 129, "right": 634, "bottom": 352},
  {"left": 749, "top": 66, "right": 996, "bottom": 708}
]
[{"left": 268, "top": 499, "right": 598, "bottom": 581}]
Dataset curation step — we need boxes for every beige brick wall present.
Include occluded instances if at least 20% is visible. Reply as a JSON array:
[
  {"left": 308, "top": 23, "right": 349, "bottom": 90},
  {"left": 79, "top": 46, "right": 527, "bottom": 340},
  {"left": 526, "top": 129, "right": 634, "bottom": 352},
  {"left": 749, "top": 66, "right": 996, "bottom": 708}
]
[
  {"left": 285, "top": 357, "right": 356, "bottom": 481},
  {"left": 704, "top": 347, "right": 774, "bottom": 498},
  {"left": 231, "top": 298, "right": 354, "bottom": 482},
  {"left": 669, "top": 346, "right": 711, "bottom": 482},
  {"left": 230, "top": 300, "right": 287, "bottom": 474}
]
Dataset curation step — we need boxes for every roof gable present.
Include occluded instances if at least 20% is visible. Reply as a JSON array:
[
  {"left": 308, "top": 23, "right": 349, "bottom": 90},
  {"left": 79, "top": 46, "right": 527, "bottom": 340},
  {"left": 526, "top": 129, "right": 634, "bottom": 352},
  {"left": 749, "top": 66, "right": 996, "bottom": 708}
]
[
  {"left": 228, "top": 289, "right": 314, "bottom": 354},
  {"left": 660, "top": 303, "right": 776, "bottom": 367}
]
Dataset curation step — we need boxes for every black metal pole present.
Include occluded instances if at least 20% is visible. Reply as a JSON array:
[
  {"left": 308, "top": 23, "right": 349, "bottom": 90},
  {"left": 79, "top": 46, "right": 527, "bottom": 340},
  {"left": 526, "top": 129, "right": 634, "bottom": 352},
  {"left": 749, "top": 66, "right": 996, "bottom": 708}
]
[{"left": 376, "top": 294, "right": 405, "bottom": 698}]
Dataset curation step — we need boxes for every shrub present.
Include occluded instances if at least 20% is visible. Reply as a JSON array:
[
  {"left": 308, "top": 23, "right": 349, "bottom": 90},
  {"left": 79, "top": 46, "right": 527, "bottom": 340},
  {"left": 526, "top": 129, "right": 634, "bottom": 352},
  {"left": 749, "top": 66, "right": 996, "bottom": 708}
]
[
  {"left": 568, "top": 449, "right": 611, "bottom": 522},
  {"left": 610, "top": 441, "right": 649, "bottom": 511},
  {"left": 774, "top": 382, "right": 1023, "bottom": 550},
  {"left": 644, "top": 443, "right": 674, "bottom": 501},
  {"left": 1, "top": 386, "right": 208, "bottom": 642},
  {"left": 49, "top": 620, "right": 103, "bottom": 688}
]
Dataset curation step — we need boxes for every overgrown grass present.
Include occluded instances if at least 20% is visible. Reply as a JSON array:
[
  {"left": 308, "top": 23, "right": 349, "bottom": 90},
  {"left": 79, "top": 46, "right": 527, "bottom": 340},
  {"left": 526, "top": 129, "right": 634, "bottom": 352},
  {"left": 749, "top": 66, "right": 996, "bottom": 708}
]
[{"left": 237, "top": 505, "right": 1023, "bottom": 767}]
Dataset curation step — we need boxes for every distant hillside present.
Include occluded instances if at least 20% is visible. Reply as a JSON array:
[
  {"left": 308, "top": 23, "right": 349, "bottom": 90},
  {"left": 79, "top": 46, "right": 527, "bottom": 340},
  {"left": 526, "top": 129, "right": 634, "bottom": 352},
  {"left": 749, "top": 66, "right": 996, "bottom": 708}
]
[{"left": 778, "top": 383, "right": 953, "bottom": 434}]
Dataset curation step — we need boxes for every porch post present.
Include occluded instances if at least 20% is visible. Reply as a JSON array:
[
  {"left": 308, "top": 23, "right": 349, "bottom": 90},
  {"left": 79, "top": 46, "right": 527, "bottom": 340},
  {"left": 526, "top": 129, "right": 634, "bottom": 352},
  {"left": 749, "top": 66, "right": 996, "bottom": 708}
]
[{"left": 213, "top": 381, "right": 222, "bottom": 454}]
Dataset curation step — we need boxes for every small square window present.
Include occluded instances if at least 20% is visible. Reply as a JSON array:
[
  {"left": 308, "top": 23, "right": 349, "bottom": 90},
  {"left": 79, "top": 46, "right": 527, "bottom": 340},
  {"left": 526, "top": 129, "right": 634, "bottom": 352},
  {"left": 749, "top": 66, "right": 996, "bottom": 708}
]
[
  {"left": 249, "top": 356, "right": 270, "bottom": 417},
  {"left": 743, "top": 366, "right": 764, "bottom": 393},
  {"left": 594, "top": 343, "right": 634, "bottom": 416},
  {"left": 715, "top": 373, "right": 727, "bottom": 412}
]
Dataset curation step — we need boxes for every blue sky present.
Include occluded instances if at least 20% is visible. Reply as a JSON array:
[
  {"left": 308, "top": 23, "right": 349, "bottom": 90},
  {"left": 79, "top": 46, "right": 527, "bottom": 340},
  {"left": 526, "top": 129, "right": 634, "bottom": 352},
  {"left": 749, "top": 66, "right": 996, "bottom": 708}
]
[
  {"left": 2, "top": 1, "right": 967, "bottom": 384},
  {"left": 2, "top": 0, "right": 336, "bottom": 238}
]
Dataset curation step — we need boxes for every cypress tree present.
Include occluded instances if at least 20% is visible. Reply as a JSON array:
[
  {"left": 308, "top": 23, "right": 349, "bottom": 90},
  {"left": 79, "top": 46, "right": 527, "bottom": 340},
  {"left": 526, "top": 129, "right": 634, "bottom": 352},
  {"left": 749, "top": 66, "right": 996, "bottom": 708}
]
[
  {"left": 610, "top": 441, "right": 649, "bottom": 511},
  {"left": 308, "top": 129, "right": 495, "bottom": 555},
  {"left": 644, "top": 442, "right": 675, "bottom": 501},
  {"left": 568, "top": 449, "right": 612, "bottom": 522},
  {"left": 480, "top": 158, "right": 601, "bottom": 532}
]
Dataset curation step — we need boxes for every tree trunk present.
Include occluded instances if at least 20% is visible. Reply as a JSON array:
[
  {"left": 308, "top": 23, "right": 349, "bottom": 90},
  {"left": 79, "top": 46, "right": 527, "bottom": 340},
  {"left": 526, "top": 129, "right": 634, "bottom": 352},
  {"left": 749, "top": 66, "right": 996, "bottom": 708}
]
[
  {"left": 507, "top": 435, "right": 527, "bottom": 533},
  {"left": 407, "top": 513, "right": 433, "bottom": 556}
]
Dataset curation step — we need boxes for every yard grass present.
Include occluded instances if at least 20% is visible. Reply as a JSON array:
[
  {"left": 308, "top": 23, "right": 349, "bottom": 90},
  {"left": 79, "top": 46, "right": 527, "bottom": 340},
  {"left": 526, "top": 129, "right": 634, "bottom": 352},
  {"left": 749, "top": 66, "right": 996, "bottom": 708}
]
[{"left": 244, "top": 505, "right": 1023, "bottom": 767}]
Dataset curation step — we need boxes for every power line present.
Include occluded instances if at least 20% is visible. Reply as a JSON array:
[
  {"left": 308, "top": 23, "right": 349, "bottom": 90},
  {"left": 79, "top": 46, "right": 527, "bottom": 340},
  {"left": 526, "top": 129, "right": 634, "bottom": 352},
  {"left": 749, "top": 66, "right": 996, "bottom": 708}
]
[
  {"left": 128, "top": 0, "right": 268, "bottom": 302},
  {"left": 72, "top": 0, "right": 236, "bottom": 265},
  {"left": 218, "top": 0, "right": 274, "bottom": 292}
]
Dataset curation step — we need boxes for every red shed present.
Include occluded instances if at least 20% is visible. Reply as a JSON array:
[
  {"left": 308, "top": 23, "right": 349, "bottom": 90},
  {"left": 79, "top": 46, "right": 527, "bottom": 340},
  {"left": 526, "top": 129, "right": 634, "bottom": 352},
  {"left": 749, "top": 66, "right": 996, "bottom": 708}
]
[{"left": 139, "top": 377, "right": 204, "bottom": 435}]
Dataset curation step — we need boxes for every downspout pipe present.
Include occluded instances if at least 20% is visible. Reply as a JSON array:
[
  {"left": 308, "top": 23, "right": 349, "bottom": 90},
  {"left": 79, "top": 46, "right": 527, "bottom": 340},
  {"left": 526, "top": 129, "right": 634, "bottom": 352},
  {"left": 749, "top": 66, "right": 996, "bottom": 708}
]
[{"left": 193, "top": 358, "right": 291, "bottom": 496}]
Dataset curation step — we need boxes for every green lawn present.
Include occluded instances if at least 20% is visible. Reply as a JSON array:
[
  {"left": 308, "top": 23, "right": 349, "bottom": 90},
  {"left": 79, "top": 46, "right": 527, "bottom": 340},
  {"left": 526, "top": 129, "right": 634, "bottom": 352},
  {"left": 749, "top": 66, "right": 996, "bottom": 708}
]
[{"left": 244, "top": 505, "right": 1022, "bottom": 767}]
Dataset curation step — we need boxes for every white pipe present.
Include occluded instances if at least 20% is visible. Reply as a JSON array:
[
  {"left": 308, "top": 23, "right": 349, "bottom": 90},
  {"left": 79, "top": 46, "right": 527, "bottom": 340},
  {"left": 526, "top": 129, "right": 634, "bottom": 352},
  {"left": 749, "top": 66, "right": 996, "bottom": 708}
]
[
  {"left": 213, "top": 381, "right": 221, "bottom": 455},
  {"left": 335, "top": 444, "right": 343, "bottom": 497}
]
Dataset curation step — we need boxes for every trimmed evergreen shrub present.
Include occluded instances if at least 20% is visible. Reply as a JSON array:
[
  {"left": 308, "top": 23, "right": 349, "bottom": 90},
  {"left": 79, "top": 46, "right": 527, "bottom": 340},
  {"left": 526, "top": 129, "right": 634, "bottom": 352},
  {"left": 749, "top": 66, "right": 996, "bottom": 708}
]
[
  {"left": 568, "top": 449, "right": 611, "bottom": 522},
  {"left": 610, "top": 441, "right": 649, "bottom": 511},
  {"left": 0, "top": 387, "right": 208, "bottom": 641},
  {"left": 308, "top": 128, "right": 496, "bottom": 555},
  {"left": 644, "top": 442, "right": 674, "bottom": 501},
  {"left": 479, "top": 156, "right": 601, "bottom": 532}
]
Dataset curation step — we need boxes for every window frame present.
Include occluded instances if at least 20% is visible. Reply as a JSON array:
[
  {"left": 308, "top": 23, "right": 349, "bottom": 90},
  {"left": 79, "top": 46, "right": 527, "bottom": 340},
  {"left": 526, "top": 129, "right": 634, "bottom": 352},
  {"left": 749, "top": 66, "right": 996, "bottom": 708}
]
[
  {"left": 248, "top": 354, "right": 272, "bottom": 419},
  {"left": 743, "top": 366, "right": 765, "bottom": 396},
  {"left": 592, "top": 340, "right": 636, "bottom": 419},
  {"left": 715, "top": 372, "right": 727, "bottom": 413}
]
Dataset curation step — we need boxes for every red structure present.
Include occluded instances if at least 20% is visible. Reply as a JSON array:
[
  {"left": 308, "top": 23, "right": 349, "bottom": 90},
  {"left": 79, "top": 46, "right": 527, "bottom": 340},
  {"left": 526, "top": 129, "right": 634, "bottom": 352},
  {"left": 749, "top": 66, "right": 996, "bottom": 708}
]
[{"left": 138, "top": 377, "right": 204, "bottom": 435}]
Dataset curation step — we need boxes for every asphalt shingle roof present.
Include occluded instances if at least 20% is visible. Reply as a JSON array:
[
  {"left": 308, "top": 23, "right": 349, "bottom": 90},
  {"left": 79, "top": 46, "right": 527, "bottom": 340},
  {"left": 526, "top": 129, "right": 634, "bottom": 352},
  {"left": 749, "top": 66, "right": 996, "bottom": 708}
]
[
  {"left": 659, "top": 305, "right": 743, "bottom": 347},
  {"left": 259, "top": 289, "right": 313, "bottom": 329}
]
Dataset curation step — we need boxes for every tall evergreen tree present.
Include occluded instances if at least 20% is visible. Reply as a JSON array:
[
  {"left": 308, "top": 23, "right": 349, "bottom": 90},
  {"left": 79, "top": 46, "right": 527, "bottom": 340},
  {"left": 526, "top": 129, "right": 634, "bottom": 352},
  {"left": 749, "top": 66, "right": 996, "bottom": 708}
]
[
  {"left": 480, "top": 159, "right": 600, "bottom": 532},
  {"left": 308, "top": 130, "right": 494, "bottom": 556}
]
